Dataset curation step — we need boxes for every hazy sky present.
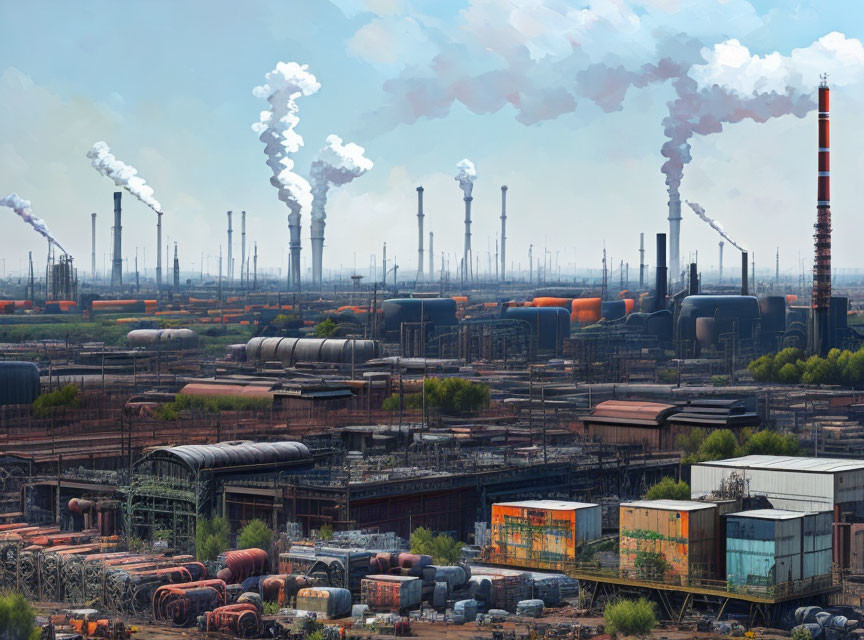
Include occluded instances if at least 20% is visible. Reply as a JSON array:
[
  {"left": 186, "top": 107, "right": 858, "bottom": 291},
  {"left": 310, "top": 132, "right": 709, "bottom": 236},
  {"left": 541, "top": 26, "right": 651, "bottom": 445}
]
[{"left": 2, "top": 0, "right": 864, "bottom": 282}]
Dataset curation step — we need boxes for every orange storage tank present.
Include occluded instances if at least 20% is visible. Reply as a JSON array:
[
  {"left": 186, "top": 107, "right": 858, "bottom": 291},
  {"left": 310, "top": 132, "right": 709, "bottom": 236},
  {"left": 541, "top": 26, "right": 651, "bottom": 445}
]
[
  {"left": 786, "top": 294, "right": 798, "bottom": 305},
  {"left": 571, "top": 298, "right": 602, "bottom": 324},
  {"left": 532, "top": 297, "right": 571, "bottom": 308},
  {"left": 623, "top": 299, "right": 635, "bottom": 314}
]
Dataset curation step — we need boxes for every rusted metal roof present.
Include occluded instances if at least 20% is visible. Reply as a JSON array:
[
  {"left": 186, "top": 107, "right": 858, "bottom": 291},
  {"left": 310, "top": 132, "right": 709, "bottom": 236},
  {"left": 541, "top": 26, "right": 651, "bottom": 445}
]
[{"left": 585, "top": 400, "right": 677, "bottom": 425}]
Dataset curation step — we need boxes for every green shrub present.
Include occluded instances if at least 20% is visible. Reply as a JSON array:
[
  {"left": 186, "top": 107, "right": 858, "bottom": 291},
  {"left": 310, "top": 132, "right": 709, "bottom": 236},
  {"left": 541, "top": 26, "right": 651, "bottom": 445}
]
[
  {"left": 0, "top": 591, "right": 40, "bottom": 640},
  {"left": 382, "top": 378, "right": 489, "bottom": 415},
  {"left": 644, "top": 477, "right": 690, "bottom": 501},
  {"left": 747, "top": 346, "right": 864, "bottom": 386},
  {"left": 33, "top": 384, "right": 80, "bottom": 417},
  {"left": 738, "top": 429, "right": 800, "bottom": 456},
  {"left": 196, "top": 516, "right": 230, "bottom": 562},
  {"left": 313, "top": 318, "right": 338, "bottom": 338},
  {"left": 156, "top": 393, "right": 271, "bottom": 420},
  {"left": 237, "top": 518, "right": 273, "bottom": 551},
  {"left": 656, "top": 368, "right": 677, "bottom": 384},
  {"left": 410, "top": 527, "right": 464, "bottom": 564},
  {"left": 710, "top": 375, "right": 728, "bottom": 387},
  {"left": 318, "top": 523, "right": 333, "bottom": 540},
  {"left": 604, "top": 597, "right": 656, "bottom": 637}
]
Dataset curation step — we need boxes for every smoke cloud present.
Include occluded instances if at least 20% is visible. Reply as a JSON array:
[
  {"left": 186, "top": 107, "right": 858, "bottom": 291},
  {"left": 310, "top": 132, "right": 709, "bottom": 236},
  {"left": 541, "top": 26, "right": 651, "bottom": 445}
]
[
  {"left": 86, "top": 141, "right": 163, "bottom": 214},
  {"left": 310, "top": 134, "right": 373, "bottom": 224},
  {"left": 455, "top": 159, "right": 476, "bottom": 198},
  {"left": 0, "top": 193, "right": 66, "bottom": 253},
  {"left": 252, "top": 62, "right": 321, "bottom": 226},
  {"left": 685, "top": 200, "right": 745, "bottom": 252}
]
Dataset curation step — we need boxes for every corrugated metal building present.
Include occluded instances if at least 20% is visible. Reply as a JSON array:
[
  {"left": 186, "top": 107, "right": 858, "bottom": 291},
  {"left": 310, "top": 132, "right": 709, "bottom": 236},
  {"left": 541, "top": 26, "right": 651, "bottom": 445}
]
[
  {"left": 490, "top": 500, "right": 601, "bottom": 569},
  {"left": 620, "top": 500, "right": 717, "bottom": 583},
  {"left": 581, "top": 401, "right": 678, "bottom": 450}
]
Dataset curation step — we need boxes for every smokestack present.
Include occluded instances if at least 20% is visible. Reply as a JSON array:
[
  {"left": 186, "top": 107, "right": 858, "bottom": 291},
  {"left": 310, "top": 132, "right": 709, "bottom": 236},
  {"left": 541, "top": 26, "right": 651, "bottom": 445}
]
[
  {"left": 639, "top": 233, "right": 645, "bottom": 288},
  {"left": 253, "top": 241, "right": 258, "bottom": 290},
  {"left": 227, "top": 211, "right": 233, "bottom": 286},
  {"left": 718, "top": 241, "right": 724, "bottom": 284},
  {"left": 173, "top": 243, "right": 179, "bottom": 289},
  {"left": 464, "top": 196, "right": 472, "bottom": 283},
  {"left": 429, "top": 232, "right": 434, "bottom": 281},
  {"left": 654, "top": 233, "right": 667, "bottom": 312},
  {"left": 416, "top": 187, "right": 424, "bottom": 281},
  {"left": 741, "top": 251, "right": 749, "bottom": 295},
  {"left": 91, "top": 213, "right": 97, "bottom": 281},
  {"left": 689, "top": 262, "right": 698, "bottom": 296},
  {"left": 112, "top": 192, "right": 122, "bottom": 286},
  {"left": 775, "top": 247, "right": 780, "bottom": 287},
  {"left": 813, "top": 74, "right": 832, "bottom": 355},
  {"left": 668, "top": 190, "right": 681, "bottom": 291},
  {"left": 500, "top": 186, "right": 508, "bottom": 281},
  {"left": 156, "top": 212, "right": 162, "bottom": 293},
  {"left": 241, "top": 211, "right": 246, "bottom": 289}
]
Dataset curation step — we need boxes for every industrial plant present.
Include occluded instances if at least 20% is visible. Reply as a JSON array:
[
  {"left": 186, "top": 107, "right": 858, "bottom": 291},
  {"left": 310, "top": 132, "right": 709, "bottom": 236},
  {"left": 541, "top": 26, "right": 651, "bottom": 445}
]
[{"left": 7, "top": 5, "right": 864, "bottom": 639}]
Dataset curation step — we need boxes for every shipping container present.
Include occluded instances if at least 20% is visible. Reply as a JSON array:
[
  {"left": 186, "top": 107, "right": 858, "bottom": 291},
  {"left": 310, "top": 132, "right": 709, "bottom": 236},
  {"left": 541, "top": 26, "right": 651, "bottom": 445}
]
[
  {"left": 619, "top": 500, "right": 717, "bottom": 583},
  {"left": 691, "top": 455, "right": 864, "bottom": 512},
  {"left": 490, "top": 500, "right": 601, "bottom": 569},
  {"left": 295, "top": 587, "right": 352, "bottom": 618},
  {"left": 360, "top": 575, "right": 421, "bottom": 610}
]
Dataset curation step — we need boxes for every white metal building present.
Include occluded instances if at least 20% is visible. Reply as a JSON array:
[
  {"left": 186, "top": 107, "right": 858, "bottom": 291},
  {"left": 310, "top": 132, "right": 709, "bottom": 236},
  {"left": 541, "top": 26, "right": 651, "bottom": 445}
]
[{"left": 690, "top": 455, "right": 864, "bottom": 513}]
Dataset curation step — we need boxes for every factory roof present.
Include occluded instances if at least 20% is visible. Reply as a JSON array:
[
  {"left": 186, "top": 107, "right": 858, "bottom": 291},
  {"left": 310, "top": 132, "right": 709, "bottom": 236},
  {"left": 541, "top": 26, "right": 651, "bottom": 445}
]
[
  {"left": 726, "top": 509, "right": 809, "bottom": 520},
  {"left": 494, "top": 500, "right": 599, "bottom": 511},
  {"left": 144, "top": 440, "right": 311, "bottom": 473},
  {"left": 583, "top": 400, "right": 677, "bottom": 426},
  {"left": 695, "top": 455, "right": 864, "bottom": 474},
  {"left": 622, "top": 499, "right": 716, "bottom": 512}
]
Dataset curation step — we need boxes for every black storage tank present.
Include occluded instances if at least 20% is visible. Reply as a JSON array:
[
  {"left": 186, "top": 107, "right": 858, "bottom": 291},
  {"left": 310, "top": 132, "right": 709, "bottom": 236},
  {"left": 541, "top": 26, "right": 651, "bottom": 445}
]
[
  {"left": 382, "top": 298, "right": 458, "bottom": 334},
  {"left": 678, "top": 295, "right": 760, "bottom": 343},
  {"left": 0, "top": 361, "right": 40, "bottom": 406},
  {"left": 503, "top": 307, "right": 570, "bottom": 351}
]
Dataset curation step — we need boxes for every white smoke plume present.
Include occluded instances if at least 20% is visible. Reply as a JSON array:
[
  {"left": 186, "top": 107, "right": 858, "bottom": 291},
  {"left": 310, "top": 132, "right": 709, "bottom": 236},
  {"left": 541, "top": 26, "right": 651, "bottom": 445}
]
[
  {"left": 310, "top": 134, "right": 373, "bottom": 224},
  {"left": 252, "top": 62, "right": 321, "bottom": 225},
  {"left": 455, "top": 159, "right": 476, "bottom": 198},
  {"left": 685, "top": 201, "right": 745, "bottom": 252},
  {"left": 86, "top": 142, "right": 163, "bottom": 214},
  {"left": 0, "top": 193, "right": 66, "bottom": 253}
]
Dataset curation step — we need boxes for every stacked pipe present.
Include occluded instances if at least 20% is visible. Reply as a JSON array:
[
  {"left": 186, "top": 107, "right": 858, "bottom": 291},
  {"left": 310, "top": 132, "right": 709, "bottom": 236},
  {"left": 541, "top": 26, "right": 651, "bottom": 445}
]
[
  {"left": 153, "top": 579, "right": 227, "bottom": 627},
  {"left": 198, "top": 602, "right": 261, "bottom": 637},
  {"left": 215, "top": 548, "right": 270, "bottom": 584}
]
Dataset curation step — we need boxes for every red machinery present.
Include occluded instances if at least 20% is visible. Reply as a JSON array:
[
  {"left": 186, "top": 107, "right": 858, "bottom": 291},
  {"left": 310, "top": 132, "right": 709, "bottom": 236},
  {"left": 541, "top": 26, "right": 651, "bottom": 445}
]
[{"left": 198, "top": 603, "right": 261, "bottom": 638}]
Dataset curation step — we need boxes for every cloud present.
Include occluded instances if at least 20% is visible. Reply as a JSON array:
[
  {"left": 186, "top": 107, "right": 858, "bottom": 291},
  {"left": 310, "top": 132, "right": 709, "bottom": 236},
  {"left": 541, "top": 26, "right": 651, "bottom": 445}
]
[{"left": 348, "top": 16, "right": 434, "bottom": 66}]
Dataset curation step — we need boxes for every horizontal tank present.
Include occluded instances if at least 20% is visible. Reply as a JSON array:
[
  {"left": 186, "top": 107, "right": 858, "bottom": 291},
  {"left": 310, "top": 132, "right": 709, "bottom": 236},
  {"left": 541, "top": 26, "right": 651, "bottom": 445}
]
[
  {"left": 533, "top": 288, "right": 584, "bottom": 298},
  {"left": 571, "top": 298, "right": 601, "bottom": 324},
  {"left": 247, "top": 337, "right": 379, "bottom": 366},
  {"left": 503, "top": 307, "right": 570, "bottom": 350},
  {"left": 0, "top": 361, "right": 40, "bottom": 406},
  {"left": 126, "top": 328, "right": 199, "bottom": 348},
  {"left": 678, "top": 295, "right": 759, "bottom": 343},
  {"left": 382, "top": 298, "right": 457, "bottom": 334}
]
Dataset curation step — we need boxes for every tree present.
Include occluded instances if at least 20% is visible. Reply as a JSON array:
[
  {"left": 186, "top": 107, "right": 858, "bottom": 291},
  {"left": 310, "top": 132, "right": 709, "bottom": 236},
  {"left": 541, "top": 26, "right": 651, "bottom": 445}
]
[
  {"left": 237, "top": 518, "right": 273, "bottom": 551},
  {"left": 318, "top": 523, "right": 333, "bottom": 540},
  {"left": 0, "top": 591, "right": 40, "bottom": 640},
  {"left": 410, "top": 527, "right": 464, "bottom": 564},
  {"left": 739, "top": 429, "right": 800, "bottom": 457},
  {"left": 423, "top": 378, "right": 490, "bottom": 415},
  {"left": 644, "top": 477, "right": 690, "bottom": 501},
  {"left": 313, "top": 318, "right": 338, "bottom": 338},
  {"left": 682, "top": 429, "right": 738, "bottom": 464},
  {"left": 196, "top": 516, "right": 230, "bottom": 562},
  {"left": 603, "top": 598, "right": 656, "bottom": 638}
]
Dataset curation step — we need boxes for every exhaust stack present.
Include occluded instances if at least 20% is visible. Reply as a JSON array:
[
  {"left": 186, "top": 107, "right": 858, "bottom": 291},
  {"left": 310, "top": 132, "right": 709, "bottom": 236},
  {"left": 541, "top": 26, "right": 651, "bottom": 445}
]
[
  {"left": 464, "top": 196, "right": 472, "bottom": 283},
  {"left": 668, "top": 190, "right": 682, "bottom": 290},
  {"left": 241, "top": 211, "right": 246, "bottom": 288},
  {"left": 416, "top": 187, "right": 424, "bottom": 281},
  {"left": 654, "top": 233, "right": 667, "bottom": 312},
  {"left": 813, "top": 74, "right": 832, "bottom": 355},
  {"left": 226, "top": 211, "right": 233, "bottom": 286},
  {"left": 500, "top": 186, "right": 508, "bottom": 281},
  {"left": 91, "top": 213, "right": 97, "bottom": 281},
  {"left": 173, "top": 243, "right": 180, "bottom": 288},
  {"left": 741, "top": 251, "right": 749, "bottom": 296},
  {"left": 429, "top": 232, "right": 434, "bottom": 281},
  {"left": 718, "top": 241, "right": 724, "bottom": 284},
  {"left": 111, "top": 192, "right": 122, "bottom": 286},
  {"left": 639, "top": 232, "right": 645, "bottom": 289},
  {"left": 689, "top": 262, "right": 698, "bottom": 296}
]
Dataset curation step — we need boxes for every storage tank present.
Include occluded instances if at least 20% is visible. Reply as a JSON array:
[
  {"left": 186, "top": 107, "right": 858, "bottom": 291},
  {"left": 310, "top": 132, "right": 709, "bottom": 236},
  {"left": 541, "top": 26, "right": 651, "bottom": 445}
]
[
  {"left": 0, "top": 361, "right": 40, "bottom": 406},
  {"left": 619, "top": 500, "right": 717, "bottom": 582},
  {"left": 695, "top": 317, "right": 716, "bottom": 348},
  {"left": 295, "top": 587, "right": 352, "bottom": 618},
  {"left": 490, "top": 500, "right": 601, "bottom": 568},
  {"left": 503, "top": 307, "right": 570, "bottom": 350},
  {"left": 601, "top": 300, "right": 627, "bottom": 321},
  {"left": 247, "top": 337, "right": 379, "bottom": 366},
  {"left": 531, "top": 297, "right": 572, "bottom": 310},
  {"left": 644, "top": 310, "right": 673, "bottom": 341},
  {"left": 361, "top": 575, "right": 422, "bottom": 610},
  {"left": 382, "top": 298, "right": 458, "bottom": 334},
  {"left": 571, "top": 298, "right": 602, "bottom": 324},
  {"left": 678, "top": 295, "right": 760, "bottom": 343},
  {"left": 126, "top": 328, "right": 199, "bottom": 348}
]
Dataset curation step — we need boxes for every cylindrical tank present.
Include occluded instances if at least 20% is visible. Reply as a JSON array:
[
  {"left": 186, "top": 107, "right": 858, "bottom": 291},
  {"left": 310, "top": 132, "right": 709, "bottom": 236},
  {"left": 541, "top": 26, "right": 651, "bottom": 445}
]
[
  {"left": 246, "top": 337, "right": 266, "bottom": 361},
  {"left": 382, "top": 298, "right": 457, "bottom": 333},
  {"left": 503, "top": 307, "right": 570, "bottom": 350},
  {"left": 571, "top": 298, "right": 602, "bottom": 324},
  {"left": 247, "top": 337, "right": 379, "bottom": 366},
  {"left": 695, "top": 317, "right": 716, "bottom": 348},
  {"left": 760, "top": 296, "right": 786, "bottom": 335},
  {"left": 531, "top": 297, "right": 572, "bottom": 310},
  {"left": 678, "top": 295, "right": 760, "bottom": 342},
  {"left": 601, "top": 300, "right": 626, "bottom": 321},
  {"left": 259, "top": 337, "right": 284, "bottom": 361},
  {"left": 644, "top": 310, "right": 673, "bottom": 341},
  {"left": 126, "top": 329, "right": 199, "bottom": 348},
  {"left": 0, "top": 361, "right": 40, "bottom": 406}
]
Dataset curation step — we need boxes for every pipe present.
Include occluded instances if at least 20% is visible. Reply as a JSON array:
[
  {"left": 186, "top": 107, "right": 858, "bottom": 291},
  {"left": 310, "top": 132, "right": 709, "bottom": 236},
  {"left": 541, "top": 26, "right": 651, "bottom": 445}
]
[
  {"left": 253, "top": 241, "right": 258, "bottom": 290},
  {"left": 718, "top": 241, "right": 724, "bottom": 285},
  {"left": 311, "top": 217, "right": 324, "bottom": 287},
  {"left": 241, "top": 211, "right": 246, "bottom": 288},
  {"left": 226, "top": 211, "right": 233, "bottom": 286},
  {"left": 428, "top": 232, "right": 434, "bottom": 281},
  {"left": 464, "top": 196, "right": 472, "bottom": 283},
  {"left": 741, "top": 251, "right": 749, "bottom": 296},
  {"left": 289, "top": 218, "right": 301, "bottom": 289},
  {"left": 112, "top": 192, "right": 122, "bottom": 286},
  {"left": 668, "top": 190, "right": 681, "bottom": 290},
  {"left": 500, "top": 185, "right": 508, "bottom": 281},
  {"left": 654, "top": 233, "right": 667, "bottom": 312},
  {"left": 417, "top": 186, "right": 424, "bottom": 281},
  {"left": 90, "top": 213, "right": 97, "bottom": 281},
  {"left": 689, "top": 262, "right": 698, "bottom": 296}
]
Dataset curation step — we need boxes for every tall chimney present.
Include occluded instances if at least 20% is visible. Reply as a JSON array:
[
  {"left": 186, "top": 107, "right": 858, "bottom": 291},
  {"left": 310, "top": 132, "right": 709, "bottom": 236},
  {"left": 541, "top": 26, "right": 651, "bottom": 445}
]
[
  {"left": 156, "top": 211, "right": 163, "bottom": 294},
  {"left": 173, "top": 243, "right": 180, "bottom": 288},
  {"left": 639, "top": 232, "right": 645, "bottom": 288},
  {"left": 226, "top": 211, "right": 233, "bottom": 286},
  {"left": 500, "top": 186, "right": 508, "bottom": 281},
  {"left": 464, "top": 195, "right": 472, "bottom": 283},
  {"left": 775, "top": 246, "right": 780, "bottom": 287},
  {"left": 112, "top": 192, "right": 122, "bottom": 286},
  {"left": 528, "top": 244, "right": 533, "bottom": 284},
  {"left": 813, "top": 75, "right": 832, "bottom": 355},
  {"left": 91, "top": 213, "right": 97, "bottom": 281},
  {"left": 416, "top": 187, "right": 424, "bottom": 281},
  {"left": 689, "top": 262, "right": 698, "bottom": 296},
  {"left": 654, "top": 233, "right": 667, "bottom": 312},
  {"left": 668, "top": 190, "right": 682, "bottom": 290},
  {"left": 741, "top": 251, "right": 749, "bottom": 295},
  {"left": 718, "top": 241, "right": 724, "bottom": 285},
  {"left": 253, "top": 241, "right": 258, "bottom": 290},
  {"left": 428, "top": 232, "right": 434, "bottom": 281},
  {"left": 241, "top": 211, "right": 246, "bottom": 289}
]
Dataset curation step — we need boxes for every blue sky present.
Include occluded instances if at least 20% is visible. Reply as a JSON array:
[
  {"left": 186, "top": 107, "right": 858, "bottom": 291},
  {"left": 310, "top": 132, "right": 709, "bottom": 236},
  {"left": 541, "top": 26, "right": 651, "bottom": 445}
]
[{"left": 2, "top": 0, "right": 864, "bottom": 282}]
